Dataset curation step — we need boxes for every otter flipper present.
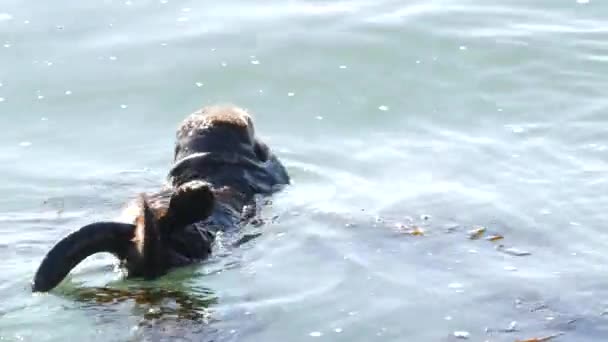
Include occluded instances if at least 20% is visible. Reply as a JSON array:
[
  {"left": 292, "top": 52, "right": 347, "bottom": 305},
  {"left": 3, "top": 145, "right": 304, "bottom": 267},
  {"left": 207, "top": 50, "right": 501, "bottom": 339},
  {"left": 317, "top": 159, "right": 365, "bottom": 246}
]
[{"left": 166, "top": 180, "right": 215, "bottom": 229}]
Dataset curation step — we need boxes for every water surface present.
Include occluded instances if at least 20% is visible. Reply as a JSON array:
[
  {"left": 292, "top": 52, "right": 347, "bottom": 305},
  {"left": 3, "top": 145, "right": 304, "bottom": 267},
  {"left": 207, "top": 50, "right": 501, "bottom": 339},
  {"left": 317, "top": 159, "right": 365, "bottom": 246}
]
[{"left": 1, "top": 0, "right": 608, "bottom": 341}]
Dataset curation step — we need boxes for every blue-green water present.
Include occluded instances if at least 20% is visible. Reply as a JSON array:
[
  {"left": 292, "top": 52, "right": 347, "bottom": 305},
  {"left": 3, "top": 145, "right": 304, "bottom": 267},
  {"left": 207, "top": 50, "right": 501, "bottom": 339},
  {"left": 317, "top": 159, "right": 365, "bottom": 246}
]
[{"left": 1, "top": 1, "right": 608, "bottom": 341}]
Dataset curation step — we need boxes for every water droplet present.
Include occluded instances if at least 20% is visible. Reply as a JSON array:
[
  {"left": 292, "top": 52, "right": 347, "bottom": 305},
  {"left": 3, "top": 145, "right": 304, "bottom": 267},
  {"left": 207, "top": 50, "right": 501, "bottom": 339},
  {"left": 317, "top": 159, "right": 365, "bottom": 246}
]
[
  {"left": 378, "top": 105, "right": 389, "bottom": 111},
  {"left": 160, "top": 0, "right": 168, "bottom": 4},
  {"left": 160, "top": 42, "right": 168, "bottom": 47},
  {"left": 120, "top": 104, "right": 128, "bottom": 109},
  {"left": 315, "top": 116, "right": 323, "bottom": 120},
  {"left": 19, "top": 141, "right": 32, "bottom": 147},
  {"left": 287, "top": 92, "right": 295, "bottom": 97},
  {"left": 0, "top": 97, "right": 4, "bottom": 102},
  {"left": 65, "top": 90, "right": 72, "bottom": 95},
  {"left": 416, "top": 60, "right": 421, "bottom": 64},
  {"left": 339, "top": 65, "right": 347, "bottom": 69},
  {"left": 109, "top": 56, "right": 117, "bottom": 61},
  {"left": 41, "top": 117, "right": 48, "bottom": 121},
  {"left": 445, "top": 316, "right": 453, "bottom": 321},
  {"left": 334, "top": 328, "right": 343, "bottom": 333},
  {"left": 37, "top": 95, "right": 44, "bottom": 100},
  {"left": 195, "top": 82, "right": 203, "bottom": 87},
  {"left": 0, "top": 82, "right": 3, "bottom": 87},
  {"left": 23, "top": 20, "right": 30, "bottom": 24},
  {"left": 0, "top": 13, "right": 12, "bottom": 21},
  {"left": 309, "top": 331, "right": 323, "bottom": 337},
  {"left": 221, "top": 62, "right": 227, "bottom": 67},
  {"left": 459, "top": 45, "right": 467, "bottom": 50},
  {"left": 251, "top": 60, "right": 260, "bottom": 65},
  {"left": 4, "top": 42, "right": 11, "bottom": 48}
]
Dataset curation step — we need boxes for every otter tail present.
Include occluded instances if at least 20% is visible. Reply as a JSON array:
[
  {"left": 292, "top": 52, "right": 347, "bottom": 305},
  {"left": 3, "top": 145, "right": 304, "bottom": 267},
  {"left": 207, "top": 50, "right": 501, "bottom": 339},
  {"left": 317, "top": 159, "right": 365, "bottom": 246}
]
[
  {"left": 32, "top": 195, "right": 168, "bottom": 292},
  {"left": 31, "top": 221, "right": 135, "bottom": 292}
]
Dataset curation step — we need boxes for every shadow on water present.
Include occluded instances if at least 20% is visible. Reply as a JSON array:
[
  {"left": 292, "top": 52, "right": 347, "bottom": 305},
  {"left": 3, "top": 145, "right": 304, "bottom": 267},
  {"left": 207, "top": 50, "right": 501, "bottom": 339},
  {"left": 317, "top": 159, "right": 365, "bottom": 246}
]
[{"left": 61, "top": 285, "right": 218, "bottom": 324}]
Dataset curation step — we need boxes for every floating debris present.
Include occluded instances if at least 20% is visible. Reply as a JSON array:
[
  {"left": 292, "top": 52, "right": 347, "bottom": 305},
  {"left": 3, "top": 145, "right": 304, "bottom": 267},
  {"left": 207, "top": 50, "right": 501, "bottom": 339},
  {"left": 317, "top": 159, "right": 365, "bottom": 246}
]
[
  {"left": 0, "top": 97, "right": 4, "bottom": 102},
  {"left": 334, "top": 328, "right": 343, "bottom": 333},
  {"left": 453, "top": 331, "right": 470, "bottom": 339},
  {"left": 65, "top": 90, "right": 72, "bottom": 95},
  {"left": 459, "top": 45, "right": 467, "bottom": 50},
  {"left": 486, "top": 234, "right": 504, "bottom": 242},
  {"left": 309, "top": 331, "right": 323, "bottom": 337},
  {"left": 195, "top": 82, "right": 203, "bottom": 87},
  {"left": 339, "top": 65, "right": 347, "bottom": 69},
  {"left": 19, "top": 141, "right": 32, "bottom": 147},
  {"left": 468, "top": 227, "right": 486, "bottom": 240},
  {"left": 515, "top": 333, "right": 563, "bottom": 342},
  {"left": 120, "top": 104, "right": 128, "bottom": 109},
  {"left": 504, "top": 266, "right": 518, "bottom": 272},
  {"left": 315, "top": 115, "right": 323, "bottom": 120},
  {"left": 250, "top": 60, "right": 260, "bottom": 65},
  {"left": 0, "top": 13, "right": 13, "bottom": 21},
  {"left": 378, "top": 105, "right": 389, "bottom": 111},
  {"left": 109, "top": 55, "right": 117, "bottom": 61},
  {"left": 287, "top": 92, "right": 295, "bottom": 97},
  {"left": 408, "top": 226, "right": 425, "bottom": 236}
]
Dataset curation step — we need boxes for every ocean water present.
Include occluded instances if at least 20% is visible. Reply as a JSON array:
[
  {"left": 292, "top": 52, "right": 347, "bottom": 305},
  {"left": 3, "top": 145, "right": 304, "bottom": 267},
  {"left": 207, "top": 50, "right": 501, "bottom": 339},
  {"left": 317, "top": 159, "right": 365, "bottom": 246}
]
[{"left": 1, "top": 0, "right": 608, "bottom": 341}]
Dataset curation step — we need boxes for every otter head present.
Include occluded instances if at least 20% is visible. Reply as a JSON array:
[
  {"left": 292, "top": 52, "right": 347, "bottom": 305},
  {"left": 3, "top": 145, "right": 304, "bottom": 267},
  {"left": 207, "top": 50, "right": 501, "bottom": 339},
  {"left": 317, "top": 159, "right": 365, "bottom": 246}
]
[
  {"left": 31, "top": 181, "right": 215, "bottom": 292},
  {"left": 173, "top": 105, "right": 270, "bottom": 165}
]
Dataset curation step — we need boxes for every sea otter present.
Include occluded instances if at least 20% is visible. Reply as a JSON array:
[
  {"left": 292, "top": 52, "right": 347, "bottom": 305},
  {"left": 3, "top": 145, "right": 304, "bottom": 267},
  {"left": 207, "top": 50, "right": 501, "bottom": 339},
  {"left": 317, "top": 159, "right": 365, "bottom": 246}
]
[{"left": 32, "top": 105, "right": 290, "bottom": 292}]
